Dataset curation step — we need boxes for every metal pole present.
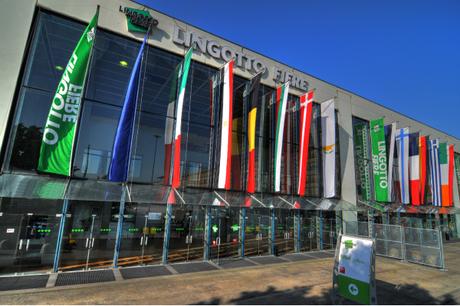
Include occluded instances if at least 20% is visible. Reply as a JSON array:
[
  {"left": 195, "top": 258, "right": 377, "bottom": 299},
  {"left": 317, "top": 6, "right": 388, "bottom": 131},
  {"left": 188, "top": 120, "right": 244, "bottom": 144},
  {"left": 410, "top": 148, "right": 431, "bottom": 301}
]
[
  {"left": 294, "top": 210, "right": 301, "bottom": 253},
  {"left": 112, "top": 187, "right": 127, "bottom": 268},
  {"left": 203, "top": 206, "right": 211, "bottom": 261},
  {"left": 162, "top": 204, "right": 172, "bottom": 264},
  {"left": 239, "top": 208, "right": 246, "bottom": 257},
  {"left": 53, "top": 198, "right": 69, "bottom": 273},
  {"left": 319, "top": 211, "right": 324, "bottom": 250},
  {"left": 270, "top": 209, "right": 276, "bottom": 255}
]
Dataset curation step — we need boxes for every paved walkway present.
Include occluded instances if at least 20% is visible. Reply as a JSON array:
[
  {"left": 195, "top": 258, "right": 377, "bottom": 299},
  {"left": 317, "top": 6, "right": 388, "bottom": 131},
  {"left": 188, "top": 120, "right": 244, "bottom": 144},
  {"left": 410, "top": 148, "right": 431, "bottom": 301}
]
[{"left": 0, "top": 244, "right": 459, "bottom": 304}]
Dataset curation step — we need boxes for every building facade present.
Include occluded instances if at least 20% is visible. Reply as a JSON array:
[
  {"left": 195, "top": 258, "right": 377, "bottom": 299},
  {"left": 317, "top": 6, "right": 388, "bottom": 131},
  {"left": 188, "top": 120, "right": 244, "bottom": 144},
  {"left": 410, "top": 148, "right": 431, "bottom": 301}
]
[{"left": 0, "top": 0, "right": 459, "bottom": 275}]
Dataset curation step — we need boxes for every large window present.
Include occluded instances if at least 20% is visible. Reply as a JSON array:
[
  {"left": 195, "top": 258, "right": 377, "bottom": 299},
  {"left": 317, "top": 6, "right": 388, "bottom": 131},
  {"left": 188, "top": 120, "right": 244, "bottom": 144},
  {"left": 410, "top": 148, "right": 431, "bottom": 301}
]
[{"left": 2, "top": 11, "right": 337, "bottom": 197}]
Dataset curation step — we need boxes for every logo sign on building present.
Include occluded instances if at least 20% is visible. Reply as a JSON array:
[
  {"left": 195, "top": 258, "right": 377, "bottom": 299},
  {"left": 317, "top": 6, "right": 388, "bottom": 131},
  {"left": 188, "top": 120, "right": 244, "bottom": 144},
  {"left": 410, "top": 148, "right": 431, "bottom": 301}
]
[
  {"left": 119, "top": 6, "right": 158, "bottom": 33},
  {"left": 353, "top": 123, "right": 372, "bottom": 202},
  {"left": 335, "top": 235, "right": 375, "bottom": 304},
  {"left": 172, "top": 26, "right": 309, "bottom": 91}
]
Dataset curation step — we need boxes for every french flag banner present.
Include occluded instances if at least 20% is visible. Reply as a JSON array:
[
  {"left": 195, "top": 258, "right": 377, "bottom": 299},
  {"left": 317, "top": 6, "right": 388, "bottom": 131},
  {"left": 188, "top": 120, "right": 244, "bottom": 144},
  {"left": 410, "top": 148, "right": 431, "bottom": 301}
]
[
  {"left": 419, "top": 135, "right": 427, "bottom": 204},
  {"left": 396, "top": 127, "right": 410, "bottom": 204},
  {"left": 217, "top": 60, "right": 234, "bottom": 190},
  {"left": 429, "top": 139, "right": 442, "bottom": 206},
  {"left": 409, "top": 132, "right": 421, "bottom": 205}
]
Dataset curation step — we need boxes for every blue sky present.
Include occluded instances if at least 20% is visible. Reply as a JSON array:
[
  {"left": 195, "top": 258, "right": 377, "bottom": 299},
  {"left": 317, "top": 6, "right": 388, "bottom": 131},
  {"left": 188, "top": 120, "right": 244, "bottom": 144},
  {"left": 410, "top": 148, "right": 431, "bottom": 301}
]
[{"left": 135, "top": 0, "right": 460, "bottom": 138}]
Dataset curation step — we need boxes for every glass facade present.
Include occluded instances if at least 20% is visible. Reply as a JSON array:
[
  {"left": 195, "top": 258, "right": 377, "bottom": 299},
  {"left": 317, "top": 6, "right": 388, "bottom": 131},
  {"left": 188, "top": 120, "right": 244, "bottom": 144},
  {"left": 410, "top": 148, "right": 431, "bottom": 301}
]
[{"left": 0, "top": 10, "right": 458, "bottom": 276}]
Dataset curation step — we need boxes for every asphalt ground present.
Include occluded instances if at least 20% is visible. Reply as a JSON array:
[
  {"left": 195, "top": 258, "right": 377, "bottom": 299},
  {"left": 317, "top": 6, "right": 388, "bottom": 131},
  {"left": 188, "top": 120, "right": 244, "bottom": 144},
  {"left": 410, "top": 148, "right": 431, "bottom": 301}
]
[{"left": 0, "top": 243, "right": 459, "bottom": 304}]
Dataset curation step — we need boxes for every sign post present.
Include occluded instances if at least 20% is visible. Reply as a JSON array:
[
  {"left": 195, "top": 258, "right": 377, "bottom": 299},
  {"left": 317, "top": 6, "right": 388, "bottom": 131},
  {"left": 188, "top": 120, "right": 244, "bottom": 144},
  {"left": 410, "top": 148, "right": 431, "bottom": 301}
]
[{"left": 332, "top": 234, "right": 377, "bottom": 304}]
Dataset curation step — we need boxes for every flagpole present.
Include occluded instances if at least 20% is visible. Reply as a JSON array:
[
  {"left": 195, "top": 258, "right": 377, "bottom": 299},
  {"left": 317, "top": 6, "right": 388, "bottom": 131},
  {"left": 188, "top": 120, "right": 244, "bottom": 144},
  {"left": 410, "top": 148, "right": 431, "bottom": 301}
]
[
  {"left": 69, "top": 5, "right": 100, "bottom": 178},
  {"left": 112, "top": 26, "right": 151, "bottom": 268}
]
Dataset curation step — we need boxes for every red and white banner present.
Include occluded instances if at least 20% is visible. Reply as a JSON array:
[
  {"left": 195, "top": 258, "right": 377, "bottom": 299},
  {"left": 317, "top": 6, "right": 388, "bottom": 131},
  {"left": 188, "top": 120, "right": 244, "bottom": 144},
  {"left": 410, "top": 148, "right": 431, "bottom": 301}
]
[
  {"left": 217, "top": 60, "right": 234, "bottom": 189},
  {"left": 297, "top": 90, "right": 314, "bottom": 196}
]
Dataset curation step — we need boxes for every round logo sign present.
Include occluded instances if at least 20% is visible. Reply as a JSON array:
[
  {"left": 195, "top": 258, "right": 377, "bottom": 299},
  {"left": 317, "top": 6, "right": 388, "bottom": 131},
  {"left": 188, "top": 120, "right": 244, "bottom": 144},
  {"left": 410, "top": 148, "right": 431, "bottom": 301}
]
[{"left": 348, "top": 283, "right": 359, "bottom": 296}]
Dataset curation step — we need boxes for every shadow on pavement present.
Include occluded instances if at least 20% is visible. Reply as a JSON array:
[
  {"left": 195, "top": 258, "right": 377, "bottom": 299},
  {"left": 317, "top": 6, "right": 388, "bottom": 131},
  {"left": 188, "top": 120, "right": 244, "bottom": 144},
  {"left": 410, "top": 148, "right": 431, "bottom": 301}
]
[{"left": 194, "top": 280, "right": 459, "bottom": 305}]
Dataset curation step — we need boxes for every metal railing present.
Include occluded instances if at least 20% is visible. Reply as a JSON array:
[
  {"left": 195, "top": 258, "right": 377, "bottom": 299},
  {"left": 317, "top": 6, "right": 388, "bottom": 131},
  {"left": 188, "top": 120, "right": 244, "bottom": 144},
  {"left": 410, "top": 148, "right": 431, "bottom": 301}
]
[{"left": 343, "top": 221, "right": 445, "bottom": 270}]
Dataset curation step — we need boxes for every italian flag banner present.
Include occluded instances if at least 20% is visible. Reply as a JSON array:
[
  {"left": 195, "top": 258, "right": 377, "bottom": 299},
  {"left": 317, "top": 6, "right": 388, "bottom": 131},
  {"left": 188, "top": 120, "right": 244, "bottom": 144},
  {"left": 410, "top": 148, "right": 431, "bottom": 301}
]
[
  {"left": 439, "top": 143, "right": 453, "bottom": 206},
  {"left": 274, "top": 82, "right": 289, "bottom": 193},
  {"left": 38, "top": 9, "right": 99, "bottom": 176},
  {"left": 353, "top": 122, "right": 372, "bottom": 201},
  {"left": 171, "top": 47, "right": 193, "bottom": 188},
  {"left": 369, "top": 118, "right": 388, "bottom": 202}
]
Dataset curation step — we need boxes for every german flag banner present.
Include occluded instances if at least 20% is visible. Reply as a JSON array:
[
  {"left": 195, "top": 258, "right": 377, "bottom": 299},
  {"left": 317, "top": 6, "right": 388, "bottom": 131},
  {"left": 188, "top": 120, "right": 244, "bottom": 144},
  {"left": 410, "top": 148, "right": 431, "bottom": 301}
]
[{"left": 245, "top": 73, "right": 262, "bottom": 194}]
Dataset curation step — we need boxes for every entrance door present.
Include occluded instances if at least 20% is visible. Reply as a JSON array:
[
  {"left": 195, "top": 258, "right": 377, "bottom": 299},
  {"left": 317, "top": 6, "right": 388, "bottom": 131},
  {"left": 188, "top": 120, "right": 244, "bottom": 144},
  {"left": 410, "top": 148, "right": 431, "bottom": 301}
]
[
  {"left": 244, "top": 208, "right": 270, "bottom": 256},
  {"left": 299, "top": 211, "right": 317, "bottom": 252},
  {"left": 322, "top": 212, "right": 337, "bottom": 250},
  {"left": 0, "top": 199, "right": 61, "bottom": 275},
  {"left": 59, "top": 201, "right": 118, "bottom": 271},
  {"left": 168, "top": 205, "right": 206, "bottom": 263},
  {"left": 275, "top": 209, "right": 295, "bottom": 255},
  {"left": 209, "top": 207, "right": 240, "bottom": 263},
  {"left": 118, "top": 203, "right": 165, "bottom": 267}
]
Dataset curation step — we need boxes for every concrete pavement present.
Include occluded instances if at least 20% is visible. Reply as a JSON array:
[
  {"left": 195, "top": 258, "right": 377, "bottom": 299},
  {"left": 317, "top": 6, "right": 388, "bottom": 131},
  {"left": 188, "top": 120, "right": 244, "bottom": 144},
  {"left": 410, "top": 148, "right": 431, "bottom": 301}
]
[{"left": 0, "top": 243, "right": 459, "bottom": 304}]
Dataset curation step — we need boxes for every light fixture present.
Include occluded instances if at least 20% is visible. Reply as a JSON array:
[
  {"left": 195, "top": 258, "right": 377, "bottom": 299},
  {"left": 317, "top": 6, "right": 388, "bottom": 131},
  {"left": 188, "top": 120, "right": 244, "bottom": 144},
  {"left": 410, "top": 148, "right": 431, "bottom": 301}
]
[
  {"left": 55, "top": 65, "right": 64, "bottom": 71},
  {"left": 119, "top": 60, "right": 129, "bottom": 68}
]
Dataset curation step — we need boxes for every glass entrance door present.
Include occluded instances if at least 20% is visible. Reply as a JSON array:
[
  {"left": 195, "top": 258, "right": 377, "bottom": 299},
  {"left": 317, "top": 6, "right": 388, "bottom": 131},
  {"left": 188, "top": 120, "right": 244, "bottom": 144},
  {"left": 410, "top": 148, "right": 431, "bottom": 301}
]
[
  {"left": 168, "top": 205, "right": 206, "bottom": 263},
  {"left": 209, "top": 207, "right": 240, "bottom": 264},
  {"left": 322, "top": 212, "right": 337, "bottom": 250},
  {"left": 299, "top": 211, "right": 317, "bottom": 252},
  {"left": 0, "top": 199, "right": 61, "bottom": 275},
  {"left": 59, "top": 201, "right": 118, "bottom": 271},
  {"left": 118, "top": 203, "right": 165, "bottom": 267},
  {"left": 274, "top": 209, "right": 295, "bottom": 255},
  {"left": 244, "top": 207, "right": 270, "bottom": 257}
]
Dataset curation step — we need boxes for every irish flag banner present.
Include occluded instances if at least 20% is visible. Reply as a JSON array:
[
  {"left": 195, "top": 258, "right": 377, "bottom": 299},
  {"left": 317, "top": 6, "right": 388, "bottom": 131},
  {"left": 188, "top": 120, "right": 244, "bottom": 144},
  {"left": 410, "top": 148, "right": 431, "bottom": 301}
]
[
  {"left": 171, "top": 47, "right": 193, "bottom": 188},
  {"left": 274, "top": 82, "right": 289, "bottom": 192},
  {"left": 370, "top": 118, "right": 388, "bottom": 202},
  {"left": 439, "top": 143, "right": 452, "bottom": 206},
  {"left": 38, "top": 9, "right": 98, "bottom": 176}
]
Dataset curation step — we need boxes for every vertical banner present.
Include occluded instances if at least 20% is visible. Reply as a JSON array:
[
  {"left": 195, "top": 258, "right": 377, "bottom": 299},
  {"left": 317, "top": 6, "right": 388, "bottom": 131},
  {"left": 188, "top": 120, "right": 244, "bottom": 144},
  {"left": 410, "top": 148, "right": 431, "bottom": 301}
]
[
  {"left": 369, "top": 118, "right": 388, "bottom": 202},
  {"left": 396, "top": 127, "right": 410, "bottom": 204},
  {"left": 419, "top": 135, "right": 427, "bottom": 204},
  {"left": 429, "top": 139, "right": 441, "bottom": 206},
  {"left": 439, "top": 143, "right": 451, "bottom": 206},
  {"left": 409, "top": 133, "right": 421, "bottom": 205},
  {"left": 384, "top": 123, "right": 396, "bottom": 201},
  {"left": 246, "top": 73, "right": 262, "bottom": 194},
  {"left": 38, "top": 10, "right": 99, "bottom": 176},
  {"left": 321, "top": 99, "right": 336, "bottom": 198},
  {"left": 297, "top": 90, "right": 314, "bottom": 196},
  {"left": 448, "top": 144, "right": 454, "bottom": 206},
  {"left": 171, "top": 48, "right": 193, "bottom": 188},
  {"left": 108, "top": 35, "right": 147, "bottom": 182},
  {"left": 163, "top": 101, "right": 175, "bottom": 185},
  {"left": 217, "top": 60, "right": 234, "bottom": 189},
  {"left": 353, "top": 122, "right": 372, "bottom": 201},
  {"left": 274, "top": 82, "right": 289, "bottom": 192},
  {"left": 454, "top": 152, "right": 460, "bottom": 201}
]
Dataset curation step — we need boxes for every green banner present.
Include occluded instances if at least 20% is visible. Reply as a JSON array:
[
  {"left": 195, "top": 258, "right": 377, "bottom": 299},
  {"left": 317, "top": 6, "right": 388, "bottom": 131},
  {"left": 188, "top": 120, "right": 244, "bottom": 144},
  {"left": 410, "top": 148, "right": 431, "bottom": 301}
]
[
  {"left": 38, "top": 10, "right": 99, "bottom": 176},
  {"left": 353, "top": 123, "right": 372, "bottom": 201},
  {"left": 455, "top": 153, "right": 460, "bottom": 199},
  {"left": 370, "top": 118, "right": 388, "bottom": 202}
]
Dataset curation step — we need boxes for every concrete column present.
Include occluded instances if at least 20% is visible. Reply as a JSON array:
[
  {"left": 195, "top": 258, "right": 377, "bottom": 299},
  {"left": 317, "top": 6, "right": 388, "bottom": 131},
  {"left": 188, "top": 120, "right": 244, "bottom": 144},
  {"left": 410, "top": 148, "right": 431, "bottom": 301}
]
[
  {"left": 269, "top": 209, "right": 276, "bottom": 255},
  {"left": 336, "top": 91, "right": 358, "bottom": 225},
  {"left": 294, "top": 210, "right": 301, "bottom": 253}
]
